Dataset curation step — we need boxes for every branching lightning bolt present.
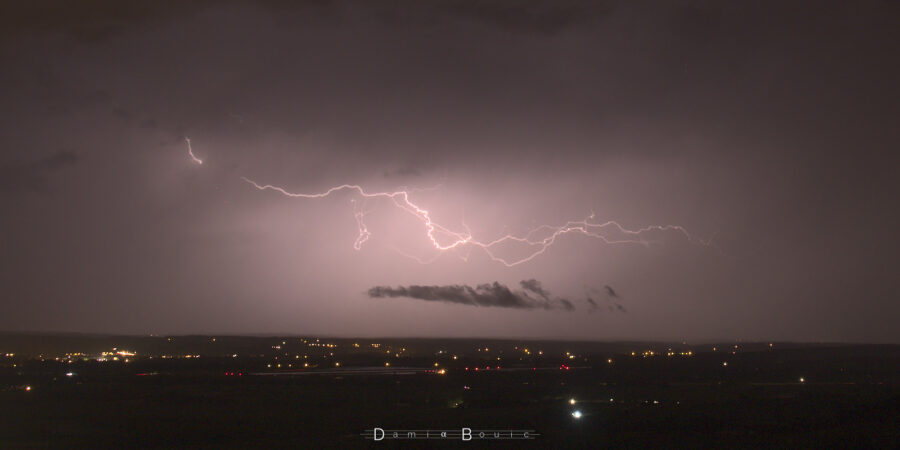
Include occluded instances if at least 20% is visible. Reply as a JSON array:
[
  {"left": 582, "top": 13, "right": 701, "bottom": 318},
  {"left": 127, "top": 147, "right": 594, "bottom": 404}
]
[
  {"left": 188, "top": 138, "right": 716, "bottom": 266},
  {"left": 240, "top": 178, "right": 472, "bottom": 252}
]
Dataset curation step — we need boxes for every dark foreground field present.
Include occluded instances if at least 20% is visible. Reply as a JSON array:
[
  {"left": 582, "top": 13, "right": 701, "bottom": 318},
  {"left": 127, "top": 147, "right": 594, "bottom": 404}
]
[{"left": 1, "top": 335, "right": 898, "bottom": 448}]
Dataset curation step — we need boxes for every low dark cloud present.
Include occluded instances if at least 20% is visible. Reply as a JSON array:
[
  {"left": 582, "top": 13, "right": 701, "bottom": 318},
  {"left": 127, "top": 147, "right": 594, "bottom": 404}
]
[
  {"left": 368, "top": 280, "right": 575, "bottom": 311},
  {"left": 604, "top": 285, "right": 618, "bottom": 298},
  {"left": 520, "top": 278, "right": 550, "bottom": 300},
  {"left": 0, "top": 151, "right": 79, "bottom": 193},
  {"left": 585, "top": 285, "right": 626, "bottom": 313}
]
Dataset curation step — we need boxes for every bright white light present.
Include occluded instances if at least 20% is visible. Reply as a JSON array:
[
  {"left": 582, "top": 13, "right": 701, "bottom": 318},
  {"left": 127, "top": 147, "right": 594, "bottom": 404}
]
[
  {"left": 185, "top": 137, "right": 203, "bottom": 165},
  {"left": 65, "top": 372, "right": 74, "bottom": 377},
  {"left": 569, "top": 398, "right": 576, "bottom": 405},
  {"left": 572, "top": 410, "right": 582, "bottom": 419},
  {"left": 238, "top": 168, "right": 711, "bottom": 266}
]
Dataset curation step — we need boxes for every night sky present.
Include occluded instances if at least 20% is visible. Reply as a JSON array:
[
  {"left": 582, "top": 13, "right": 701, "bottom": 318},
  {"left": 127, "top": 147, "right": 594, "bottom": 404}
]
[{"left": 1, "top": 1, "right": 897, "bottom": 342}]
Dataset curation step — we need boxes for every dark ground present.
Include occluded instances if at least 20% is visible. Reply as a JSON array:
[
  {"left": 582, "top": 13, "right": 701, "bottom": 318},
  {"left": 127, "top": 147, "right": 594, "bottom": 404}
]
[{"left": 1, "top": 335, "right": 898, "bottom": 448}]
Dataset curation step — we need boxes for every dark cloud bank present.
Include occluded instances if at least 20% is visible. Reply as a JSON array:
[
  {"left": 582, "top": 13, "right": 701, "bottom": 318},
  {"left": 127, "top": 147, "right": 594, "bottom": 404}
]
[{"left": 367, "top": 279, "right": 618, "bottom": 312}]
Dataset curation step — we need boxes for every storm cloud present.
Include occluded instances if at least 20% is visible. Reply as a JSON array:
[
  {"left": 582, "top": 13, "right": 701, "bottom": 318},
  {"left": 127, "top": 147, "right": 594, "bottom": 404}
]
[
  {"left": 369, "top": 280, "right": 575, "bottom": 311},
  {"left": 0, "top": 150, "right": 79, "bottom": 193},
  {"left": 0, "top": 1, "right": 897, "bottom": 341}
]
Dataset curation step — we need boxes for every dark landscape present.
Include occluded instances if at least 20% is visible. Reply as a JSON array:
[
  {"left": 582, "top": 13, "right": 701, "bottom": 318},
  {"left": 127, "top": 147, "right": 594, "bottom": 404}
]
[{"left": 2, "top": 334, "right": 898, "bottom": 447}]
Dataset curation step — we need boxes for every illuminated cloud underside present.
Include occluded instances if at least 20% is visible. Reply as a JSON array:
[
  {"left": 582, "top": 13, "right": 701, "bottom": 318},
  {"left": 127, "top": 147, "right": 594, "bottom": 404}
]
[{"left": 187, "top": 139, "right": 713, "bottom": 266}]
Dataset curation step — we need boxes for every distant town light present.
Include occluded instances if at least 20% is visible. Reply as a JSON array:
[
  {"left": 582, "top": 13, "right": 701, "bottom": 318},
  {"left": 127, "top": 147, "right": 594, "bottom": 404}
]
[
  {"left": 572, "top": 410, "right": 582, "bottom": 419},
  {"left": 569, "top": 398, "right": 576, "bottom": 405}
]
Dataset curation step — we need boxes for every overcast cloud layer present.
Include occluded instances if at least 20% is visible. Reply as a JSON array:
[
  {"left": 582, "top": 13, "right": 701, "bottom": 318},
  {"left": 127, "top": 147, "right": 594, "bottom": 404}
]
[{"left": 0, "top": 1, "right": 898, "bottom": 342}]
